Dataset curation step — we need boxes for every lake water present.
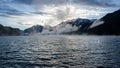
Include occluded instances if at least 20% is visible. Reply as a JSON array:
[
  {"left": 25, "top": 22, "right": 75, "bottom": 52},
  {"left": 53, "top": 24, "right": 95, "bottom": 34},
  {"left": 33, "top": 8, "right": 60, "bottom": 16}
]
[{"left": 0, "top": 35, "right": 120, "bottom": 68}]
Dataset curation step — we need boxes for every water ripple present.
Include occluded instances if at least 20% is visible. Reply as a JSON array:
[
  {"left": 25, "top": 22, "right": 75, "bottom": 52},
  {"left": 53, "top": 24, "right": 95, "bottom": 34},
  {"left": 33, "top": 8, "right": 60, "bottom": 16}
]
[{"left": 0, "top": 35, "right": 120, "bottom": 68}]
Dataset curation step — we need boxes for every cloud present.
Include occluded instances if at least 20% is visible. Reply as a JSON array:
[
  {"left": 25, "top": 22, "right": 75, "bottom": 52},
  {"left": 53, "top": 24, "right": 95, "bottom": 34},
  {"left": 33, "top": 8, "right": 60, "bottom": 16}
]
[
  {"left": 32, "top": 0, "right": 68, "bottom": 5},
  {"left": 0, "top": 4, "right": 25, "bottom": 17},
  {"left": 30, "top": 0, "right": 120, "bottom": 7},
  {"left": 73, "top": 0, "right": 118, "bottom": 7},
  {"left": 17, "top": 22, "right": 32, "bottom": 26},
  {"left": 0, "top": 0, "right": 14, "bottom": 3},
  {"left": 0, "top": 0, "right": 120, "bottom": 30},
  {"left": 0, "top": 0, "right": 119, "bottom": 17},
  {"left": 1, "top": 0, "right": 118, "bottom": 7},
  {"left": 14, "top": 0, "right": 33, "bottom": 4},
  {"left": 0, "top": 0, "right": 33, "bottom": 4},
  {"left": 17, "top": 0, "right": 120, "bottom": 7},
  {"left": 32, "top": 11, "right": 49, "bottom": 15}
]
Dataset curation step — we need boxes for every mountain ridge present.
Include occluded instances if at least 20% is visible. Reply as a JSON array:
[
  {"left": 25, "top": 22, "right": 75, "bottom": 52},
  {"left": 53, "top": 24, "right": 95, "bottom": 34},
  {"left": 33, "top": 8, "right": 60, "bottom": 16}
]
[
  {"left": 89, "top": 9, "right": 120, "bottom": 35},
  {"left": 0, "top": 24, "right": 23, "bottom": 36},
  {"left": 0, "top": 9, "right": 120, "bottom": 36}
]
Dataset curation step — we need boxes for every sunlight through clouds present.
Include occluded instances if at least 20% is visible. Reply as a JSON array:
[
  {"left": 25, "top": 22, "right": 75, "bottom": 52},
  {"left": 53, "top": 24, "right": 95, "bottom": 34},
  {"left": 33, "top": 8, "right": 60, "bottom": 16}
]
[
  {"left": 31, "top": 4, "right": 103, "bottom": 26},
  {"left": 2, "top": 4, "right": 104, "bottom": 30},
  {"left": 0, "top": 0, "right": 120, "bottom": 29}
]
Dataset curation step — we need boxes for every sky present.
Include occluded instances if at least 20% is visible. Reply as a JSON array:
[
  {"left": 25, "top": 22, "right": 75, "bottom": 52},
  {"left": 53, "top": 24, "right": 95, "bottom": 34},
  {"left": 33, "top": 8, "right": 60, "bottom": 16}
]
[{"left": 0, "top": 0, "right": 120, "bottom": 30}]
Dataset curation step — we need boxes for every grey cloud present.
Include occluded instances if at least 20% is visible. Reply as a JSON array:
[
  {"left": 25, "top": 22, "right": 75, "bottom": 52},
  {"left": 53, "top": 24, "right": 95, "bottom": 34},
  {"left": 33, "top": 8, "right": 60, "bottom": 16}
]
[
  {"left": 14, "top": 0, "right": 33, "bottom": 4},
  {"left": 0, "top": 0, "right": 14, "bottom": 3},
  {"left": 17, "top": 22, "right": 24, "bottom": 25},
  {"left": 54, "top": 7, "right": 71, "bottom": 21},
  {"left": 0, "top": 0, "right": 119, "bottom": 18},
  {"left": 73, "top": 0, "right": 118, "bottom": 7},
  {"left": 17, "top": 22, "right": 32, "bottom": 26},
  {"left": 0, "top": 14, "right": 11, "bottom": 17},
  {"left": 32, "top": 11, "right": 49, "bottom": 15},
  {"left": 1, "top": 0, "right": 119, "bottom": 7},
  {"left": 31, "top": 0, "right": 119, "bottom": 7},
  {"left": 0, "top": 4, "right": 26, "bottom": 17},
  {"left": 0, "top": 0, "right": 33, "bottom": 17},
  {"left": 0, "top": 0, "right": 33, "bottom": 4}
]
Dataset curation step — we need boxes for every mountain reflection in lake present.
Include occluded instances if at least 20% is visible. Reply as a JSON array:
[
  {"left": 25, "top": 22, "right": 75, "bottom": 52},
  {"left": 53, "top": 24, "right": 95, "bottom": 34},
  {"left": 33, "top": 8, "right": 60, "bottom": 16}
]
[{"left": 0, "top": 35, "right": 120, "bottom": 68}]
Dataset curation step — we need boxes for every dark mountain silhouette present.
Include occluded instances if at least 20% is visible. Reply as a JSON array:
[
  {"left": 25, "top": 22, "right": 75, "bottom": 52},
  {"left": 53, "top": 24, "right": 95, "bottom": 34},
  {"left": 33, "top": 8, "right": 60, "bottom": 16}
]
[
  {"left": 24, "top": 25, "right": 43, "bottom": 34},
  {"left": 89, "top": 9, "right": 120, "bottom": 35},
  {"left": 0, "top": 24, "right": 23, "bottom": 36}
]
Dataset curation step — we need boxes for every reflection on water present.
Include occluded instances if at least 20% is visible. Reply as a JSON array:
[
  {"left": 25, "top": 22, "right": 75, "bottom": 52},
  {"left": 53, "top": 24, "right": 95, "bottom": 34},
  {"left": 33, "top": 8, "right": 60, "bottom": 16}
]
[{"left": 0, "top": 35, "right": 120, "bottom": 68}]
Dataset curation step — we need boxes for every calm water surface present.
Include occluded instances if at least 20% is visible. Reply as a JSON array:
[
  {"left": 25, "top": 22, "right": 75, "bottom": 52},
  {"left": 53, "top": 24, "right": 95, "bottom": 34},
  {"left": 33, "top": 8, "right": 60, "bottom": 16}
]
[{"left": 0, "top": 35, "right": 120, "bottom": 68}]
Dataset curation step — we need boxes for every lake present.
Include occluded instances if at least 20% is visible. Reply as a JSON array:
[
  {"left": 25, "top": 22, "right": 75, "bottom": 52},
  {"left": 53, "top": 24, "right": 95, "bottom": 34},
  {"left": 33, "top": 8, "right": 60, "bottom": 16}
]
[{"left": 0, "top": 35, "right": 120, "bottom": 68}]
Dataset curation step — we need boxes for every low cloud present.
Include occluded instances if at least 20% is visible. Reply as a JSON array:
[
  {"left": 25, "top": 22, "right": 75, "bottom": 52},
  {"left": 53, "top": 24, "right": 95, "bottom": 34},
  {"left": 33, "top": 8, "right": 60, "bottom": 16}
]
[
  {"left": 17, "top": 22, "right": 32, "bottom": 26},
  {"left": 32, "top": 11, "right": 49, "bottom": 15}
]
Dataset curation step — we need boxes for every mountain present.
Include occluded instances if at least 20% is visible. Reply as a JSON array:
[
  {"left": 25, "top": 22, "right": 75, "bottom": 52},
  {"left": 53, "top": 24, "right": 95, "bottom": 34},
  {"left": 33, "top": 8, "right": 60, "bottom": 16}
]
[
  {"left": 89, "top": 9, "right": 120, "bottom": 35},
  {"left": 1, "top": 8, "right": 120, "bottom": 36},
  {"left": 53, "top": 18, "right": 95, "bottom": 34},
  {"left": 23, "top": 18, "right": 96, "bottom": 35},
  {"left": 72, "top": 18, "right": 96, "bottom": 34},
  {"left": 24, "top": 25, "right": 43, "bottom": 34},
  {"left": 0, "top": 24, "right": 23, "bottom": 36},
  {"left": 53, "top": 19, "right": 79, "bottom": 34}
]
